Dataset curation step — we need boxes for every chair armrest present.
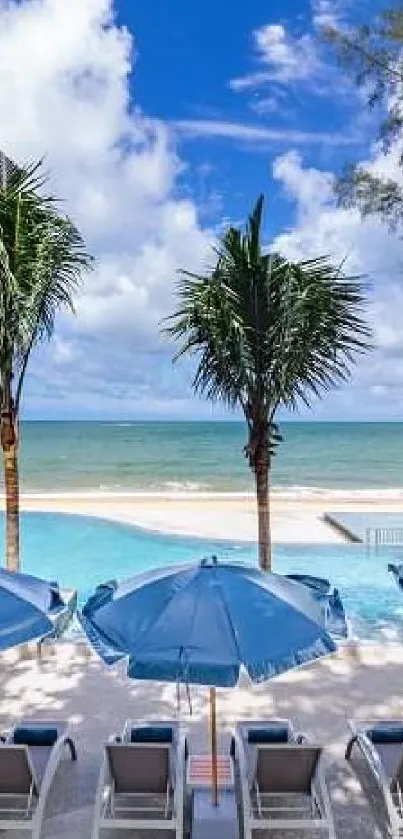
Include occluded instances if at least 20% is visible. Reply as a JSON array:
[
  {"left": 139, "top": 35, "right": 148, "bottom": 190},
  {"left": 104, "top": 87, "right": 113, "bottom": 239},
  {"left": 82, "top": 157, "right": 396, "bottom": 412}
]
[
  {"left": 32, "top": 722, "right": 74, "bottom": 829},
  {"left": 233, "top": 731, "right": 253, "bottom": 815},
  {"left": 121, "top": 720, "right": 132, "bottom": 743},
  {"left": 92, "top": 751, "right": 111, "bottom": 838},
  {"left": 173, "top": 733, "right": 187, "bottom": 832},
  {"left": 313, "top": 759, "right": 336, "bottom": 833},
  {"left": 350, "top": 729, "right": 396, "bottom": 820}
]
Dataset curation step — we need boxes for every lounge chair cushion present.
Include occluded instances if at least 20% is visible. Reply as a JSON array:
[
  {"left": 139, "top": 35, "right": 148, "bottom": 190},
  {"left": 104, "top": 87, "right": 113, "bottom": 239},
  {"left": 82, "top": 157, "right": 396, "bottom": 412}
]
[
  {"left": 130, "top": 726, "right": 173, "bottom": 743},
  {"left": 368, "top": 726, "right": 403, "bottom": 744},
  {"left": 256, "top": 745, "right": 321, "bottom": 793},
  {"left": 247, "top": 727, "right": 289, "bottom": 744},
  {"left": 13, "top": 726, "right": 58, "bottom": 747},
  {"left": 107, "top": 743, "right": 171, "bottom": 794}
]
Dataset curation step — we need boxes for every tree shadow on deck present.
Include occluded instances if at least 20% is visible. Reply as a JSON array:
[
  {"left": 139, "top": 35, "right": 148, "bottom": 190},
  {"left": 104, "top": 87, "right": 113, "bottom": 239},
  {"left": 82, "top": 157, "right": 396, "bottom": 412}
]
[{"left": 0, "top": 643, "right": 400, "bottom": 837}]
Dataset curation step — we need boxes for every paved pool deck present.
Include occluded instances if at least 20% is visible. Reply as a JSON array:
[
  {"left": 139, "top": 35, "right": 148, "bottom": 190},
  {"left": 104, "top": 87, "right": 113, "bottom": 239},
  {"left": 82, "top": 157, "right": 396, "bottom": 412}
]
[{"left": 0, "top": 641, "right": 400, "bottom": 838}]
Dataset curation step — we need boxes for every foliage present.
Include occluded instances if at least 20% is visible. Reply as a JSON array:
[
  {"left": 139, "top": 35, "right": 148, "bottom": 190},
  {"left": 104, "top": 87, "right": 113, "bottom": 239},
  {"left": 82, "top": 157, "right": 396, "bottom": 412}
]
[
  {"left": 325, "top": 8, "right": 403, "bottom": 229},
  {"left": 164, "top": 195, "right": 371, "bottom": 463},
  {"left": 0, "top": 160, "right": 93, "bottom": 418}
]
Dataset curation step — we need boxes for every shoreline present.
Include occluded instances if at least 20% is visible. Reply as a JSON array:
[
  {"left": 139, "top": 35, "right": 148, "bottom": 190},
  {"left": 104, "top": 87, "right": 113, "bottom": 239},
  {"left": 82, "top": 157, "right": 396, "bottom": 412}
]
[
  {"left": 2, "top": 489, "right": 403, "bottom": 543},
  {"left": 5, "top": 486, "right": 403, "bottom": 500}
]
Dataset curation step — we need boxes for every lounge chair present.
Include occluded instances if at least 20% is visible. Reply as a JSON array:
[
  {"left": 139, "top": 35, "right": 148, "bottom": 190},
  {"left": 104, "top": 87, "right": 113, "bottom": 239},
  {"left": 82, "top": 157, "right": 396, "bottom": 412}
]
[
  {"left": 346, "top": 719, "right": 403, "bottom": 838},
  {"left": 92, "top": 720, "right": 187, "bottom": 838},
  {"left": 0, "top": 718, "right": 76, "bottom": 838},
  {"left": 232, "top": 718, "right": 306, "bottom": 786},
  {"left": 236, "top": 719, "right": 305, "bottom": 746},
  {"left": 234, "top": 732, "right": 335, "bottom": 838}
]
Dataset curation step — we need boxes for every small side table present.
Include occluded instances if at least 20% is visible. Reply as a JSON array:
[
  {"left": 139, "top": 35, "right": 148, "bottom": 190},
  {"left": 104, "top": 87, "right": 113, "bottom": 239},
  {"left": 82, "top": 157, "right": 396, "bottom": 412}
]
[{"left": 188, "top": 755, "right": 239, "bottom": 839}]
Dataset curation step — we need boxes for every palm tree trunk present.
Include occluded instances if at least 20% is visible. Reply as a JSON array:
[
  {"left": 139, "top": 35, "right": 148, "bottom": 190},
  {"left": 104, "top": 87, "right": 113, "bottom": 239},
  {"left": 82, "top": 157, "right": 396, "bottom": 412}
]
[
  {"left": 254, "top": 429, "right": 272, "bottom": 572},
  {"left": 3, "top": 442, "right": 19, "bottom": 571},
  {"left": 1, "top": 376, "right": 20, "bottom": 571}
]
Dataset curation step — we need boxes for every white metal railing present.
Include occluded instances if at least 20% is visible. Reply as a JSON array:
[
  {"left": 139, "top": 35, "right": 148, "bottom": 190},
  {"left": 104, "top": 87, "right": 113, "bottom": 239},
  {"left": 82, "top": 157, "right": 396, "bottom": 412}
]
[{"left": 365, "top": 527, "right": 403, "bottom": 548}]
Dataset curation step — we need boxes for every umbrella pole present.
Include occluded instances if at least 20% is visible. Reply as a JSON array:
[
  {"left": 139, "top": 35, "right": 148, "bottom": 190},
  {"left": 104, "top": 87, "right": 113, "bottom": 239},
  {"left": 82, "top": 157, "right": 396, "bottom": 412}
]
[{"left": 210, "top": 687, "right": 219, "bottom": 806}]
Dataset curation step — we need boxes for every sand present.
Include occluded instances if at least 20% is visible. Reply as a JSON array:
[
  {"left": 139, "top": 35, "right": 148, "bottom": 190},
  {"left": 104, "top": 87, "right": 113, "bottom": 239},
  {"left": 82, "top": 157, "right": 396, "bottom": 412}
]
[{"left": 5, "top": 490, "right": 403, "bottom": 543}]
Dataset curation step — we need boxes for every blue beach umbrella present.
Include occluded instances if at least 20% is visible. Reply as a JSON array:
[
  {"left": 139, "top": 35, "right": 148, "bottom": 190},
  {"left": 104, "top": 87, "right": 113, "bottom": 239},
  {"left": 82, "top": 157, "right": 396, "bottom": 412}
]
[
  {"left": 0, "top": 567, "right": 65, "bottom": 652},
  {"left": 80, "top": 556, "right": 345, "bottom": 804}
]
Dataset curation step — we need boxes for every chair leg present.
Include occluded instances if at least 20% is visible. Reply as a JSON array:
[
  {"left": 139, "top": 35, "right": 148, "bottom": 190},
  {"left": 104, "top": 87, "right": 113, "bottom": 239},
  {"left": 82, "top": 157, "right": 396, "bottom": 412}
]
[
  {"left": 65, "top": 736, "right": 77, "bottom": 761},
  {"left": 345, "top": 736, "right": 357, "bottom": 760},
  {"left": 32, "top": 818, "right": 42, "bottom": 839}
]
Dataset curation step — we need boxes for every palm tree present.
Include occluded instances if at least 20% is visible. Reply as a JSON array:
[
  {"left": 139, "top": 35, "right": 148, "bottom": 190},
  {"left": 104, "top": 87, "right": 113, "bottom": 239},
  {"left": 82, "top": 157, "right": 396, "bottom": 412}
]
[
  {"left": 164, "top": 196, "right": 371, "bottom": 570},
  {"left": 0, "top": 159, "right": 92, "bottom": 571}
]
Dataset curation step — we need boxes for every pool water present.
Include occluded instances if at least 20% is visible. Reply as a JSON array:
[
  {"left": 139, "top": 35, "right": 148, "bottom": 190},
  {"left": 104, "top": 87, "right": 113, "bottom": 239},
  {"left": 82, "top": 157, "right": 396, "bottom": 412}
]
[{"left": 3, "top": 512, "right": 403, "bottom": 641}]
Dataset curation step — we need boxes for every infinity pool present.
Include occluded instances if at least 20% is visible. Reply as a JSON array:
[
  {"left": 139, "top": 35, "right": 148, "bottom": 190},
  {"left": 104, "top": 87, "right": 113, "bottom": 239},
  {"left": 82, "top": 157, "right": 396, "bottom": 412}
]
[{"left": 3, "top": 512, "right": 403, "bottom": 640}]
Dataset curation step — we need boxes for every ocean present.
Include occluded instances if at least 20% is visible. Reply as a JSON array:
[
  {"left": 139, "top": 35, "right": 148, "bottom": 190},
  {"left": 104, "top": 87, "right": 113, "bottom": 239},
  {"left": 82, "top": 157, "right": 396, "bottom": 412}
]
[{"left": 3, "top": 420, "right": 403, "bottom": 496}]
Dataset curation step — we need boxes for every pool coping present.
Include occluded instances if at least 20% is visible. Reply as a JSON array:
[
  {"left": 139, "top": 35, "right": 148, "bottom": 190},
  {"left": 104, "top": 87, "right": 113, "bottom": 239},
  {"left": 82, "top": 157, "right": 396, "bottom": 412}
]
[{"left": 323, "top": 513, "right": 362, "bottom": 544}]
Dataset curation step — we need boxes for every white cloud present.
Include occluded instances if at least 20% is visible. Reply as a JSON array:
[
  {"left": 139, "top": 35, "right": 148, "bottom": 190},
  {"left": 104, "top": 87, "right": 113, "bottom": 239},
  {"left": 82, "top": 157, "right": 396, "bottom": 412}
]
[
  {"left": 271, "top": 148, "right": 403, "bottom": 419},
  {"left": 311, "top": 0, "right": 343, "bottom": 31},
  {"left": 272, "top": 151, "right": 335, "bottom": 217},
  {"left": 230, "top": 22, "right": 320, "bottom": 91},
  {"left": 249, "top": 96, "right": 282, "bottom": 115},
  {"left": 0, "top": 0, "right": 212, "bottom": 416},
  {"left": 256, "top": 23, "right": 319, "bottom": 81},
  {"left": 229, "top": 2, "right": 353, "bottom": 104},
  {"left": 172, "top": 119, "right": 358, "bottom": 147}
]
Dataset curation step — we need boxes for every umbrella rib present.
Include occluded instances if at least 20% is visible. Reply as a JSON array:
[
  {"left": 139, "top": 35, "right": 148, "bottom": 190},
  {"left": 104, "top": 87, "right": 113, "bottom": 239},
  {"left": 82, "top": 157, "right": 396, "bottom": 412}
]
[
  {"left": 173, "top": 583, "right": 205, "bottom": 684},
  {"left": 216, "top": 571, "right": 333, "bottom": 682},
  {"left": 250, "top": 572, "right": 328, "bottom": 629},
  {"left": 214, "top": 571, "right": 243, "bottom": 672},
  {"left": 128, "top": 567, "right": 201, "bottom": 661}
]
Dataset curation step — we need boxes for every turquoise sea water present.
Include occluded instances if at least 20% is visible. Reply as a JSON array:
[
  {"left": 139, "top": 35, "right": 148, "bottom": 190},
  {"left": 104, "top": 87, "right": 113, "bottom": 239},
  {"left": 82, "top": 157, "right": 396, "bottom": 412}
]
[
  {"left": 9, "top": 421, "right": 403, "bottom": 493},
  {"left": 6, "top": 512, "right": 403, "bottom": 641}
]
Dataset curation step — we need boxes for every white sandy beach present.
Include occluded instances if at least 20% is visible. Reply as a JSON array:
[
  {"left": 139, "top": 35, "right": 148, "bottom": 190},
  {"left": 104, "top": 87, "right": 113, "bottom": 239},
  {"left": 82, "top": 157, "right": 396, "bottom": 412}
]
[{"left": 6, "top": 489, "right": 403, "bottom": 542}]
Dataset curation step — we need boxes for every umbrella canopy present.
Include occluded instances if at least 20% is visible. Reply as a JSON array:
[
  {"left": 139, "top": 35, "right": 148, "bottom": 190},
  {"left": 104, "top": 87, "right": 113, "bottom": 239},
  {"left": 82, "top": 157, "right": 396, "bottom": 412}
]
[
  {"left": 80, "top": 557, "right": 342, "bottom": 687},
  {"left": 80, "top": 556, "right": 345, "bottom": 806},
  {"left": 0, "top": 568, "right": 65, "bottom": 652}
]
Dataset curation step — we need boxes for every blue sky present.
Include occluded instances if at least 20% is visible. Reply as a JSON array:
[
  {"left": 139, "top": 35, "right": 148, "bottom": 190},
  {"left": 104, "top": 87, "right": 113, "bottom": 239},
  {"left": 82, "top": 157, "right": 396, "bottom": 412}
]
[
  {"left": 0, "top": 0, "right": 402, "bottom": 420},
  {"left": 116, "top": 0, "right": 380, "bottom": 233}
]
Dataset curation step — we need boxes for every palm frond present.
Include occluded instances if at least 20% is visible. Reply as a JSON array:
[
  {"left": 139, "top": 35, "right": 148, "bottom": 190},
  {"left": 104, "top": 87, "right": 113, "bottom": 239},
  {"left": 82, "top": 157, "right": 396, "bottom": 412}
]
[
  {"left": 164, "top": 195, "right": 372, "bottom": 427},
  {"left": 0, "top": 157, "right": 93, "bottom": 414}
]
